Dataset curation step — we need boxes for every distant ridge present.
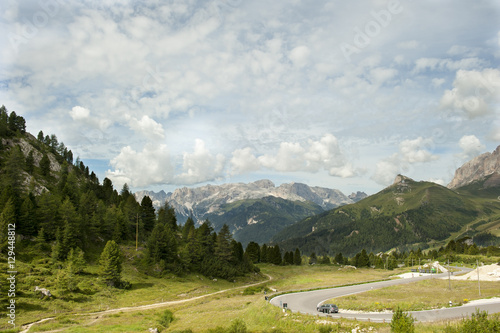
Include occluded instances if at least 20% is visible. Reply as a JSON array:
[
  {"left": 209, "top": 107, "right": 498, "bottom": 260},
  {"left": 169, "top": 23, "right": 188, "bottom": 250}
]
[{"left": 134, "top": 180, "right": 367, "bottom": 245}]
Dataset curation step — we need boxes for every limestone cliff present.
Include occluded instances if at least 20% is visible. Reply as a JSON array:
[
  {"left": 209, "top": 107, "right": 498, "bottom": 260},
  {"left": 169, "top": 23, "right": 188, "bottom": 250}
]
[{"left": 447, "top": 146, "right": 500, "bottom": 189}]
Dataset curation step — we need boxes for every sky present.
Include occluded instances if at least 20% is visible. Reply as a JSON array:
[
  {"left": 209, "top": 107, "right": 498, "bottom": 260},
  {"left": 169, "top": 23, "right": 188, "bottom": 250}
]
[{"left": 1, "top": 0, "right": 499, "bottom": 196}]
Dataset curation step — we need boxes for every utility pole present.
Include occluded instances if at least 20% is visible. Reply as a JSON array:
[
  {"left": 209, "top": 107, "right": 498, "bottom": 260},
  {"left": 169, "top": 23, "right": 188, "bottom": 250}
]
[
  {"left": 136, "top": 213, "right": 139, "bottom": 251},
  {"left": 477, "top": 259, "right": 481, "bottom": 296}
]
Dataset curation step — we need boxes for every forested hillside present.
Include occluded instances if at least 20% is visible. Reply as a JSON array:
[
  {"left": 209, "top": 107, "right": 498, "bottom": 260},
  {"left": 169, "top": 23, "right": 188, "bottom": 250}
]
[
  {"left": 0, "top": 105, "right": 257, "bottom": 285},
  {"left": 273, "top": 175, "right": 500, "bottom": 257}
]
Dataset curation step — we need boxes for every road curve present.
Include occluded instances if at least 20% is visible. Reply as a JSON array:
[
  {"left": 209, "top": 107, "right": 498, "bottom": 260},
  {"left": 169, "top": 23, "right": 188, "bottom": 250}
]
[{"left": 270, "top": 269, "right": 500, "bottom": 322}]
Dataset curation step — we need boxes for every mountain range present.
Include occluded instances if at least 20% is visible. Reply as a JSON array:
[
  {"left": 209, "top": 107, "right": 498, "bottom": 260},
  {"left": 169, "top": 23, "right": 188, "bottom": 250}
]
[
  {"left": 273, "top": 144, "right": 500, "bottom": 256},
  {"left": 135, "top": 180, "right": 367, "bottom": 245}
]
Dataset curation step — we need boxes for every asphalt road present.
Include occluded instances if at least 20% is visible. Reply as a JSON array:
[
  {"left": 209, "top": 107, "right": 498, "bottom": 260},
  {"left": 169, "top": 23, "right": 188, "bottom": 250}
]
[{"left": 270, "top": 268, "right": 500, "bottom": 322}]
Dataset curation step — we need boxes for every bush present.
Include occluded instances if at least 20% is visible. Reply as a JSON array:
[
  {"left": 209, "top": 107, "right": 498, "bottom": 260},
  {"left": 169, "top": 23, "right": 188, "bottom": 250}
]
[
  {"left": 458, "top": 310, "right": 500, "bottom": 333},
  {"left": 158, "top": 309, "right": 175, "bottom": 328},
  {"left": 391, "top": 307, "right": 415, "bottom": 333},
  {"left": 228, "top": 319, "right": 247, "bottom": 333}
]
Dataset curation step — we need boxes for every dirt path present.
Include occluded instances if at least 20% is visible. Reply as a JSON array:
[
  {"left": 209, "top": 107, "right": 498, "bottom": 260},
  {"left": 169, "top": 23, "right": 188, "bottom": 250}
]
[{"left": 20, "top": 274, "right": 273, "bottom": 333}]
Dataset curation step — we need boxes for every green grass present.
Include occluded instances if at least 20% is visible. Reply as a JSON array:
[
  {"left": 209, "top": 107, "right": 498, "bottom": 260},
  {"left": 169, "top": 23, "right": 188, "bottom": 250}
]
[{"left": 8, "top": 259, "right": 500, "bottom": 332}]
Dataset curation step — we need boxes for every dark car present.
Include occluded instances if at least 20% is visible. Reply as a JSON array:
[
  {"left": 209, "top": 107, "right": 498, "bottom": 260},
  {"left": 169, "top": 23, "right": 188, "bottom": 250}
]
[{"left": 317, "top": 303, "right": 338, "bottom": 313}]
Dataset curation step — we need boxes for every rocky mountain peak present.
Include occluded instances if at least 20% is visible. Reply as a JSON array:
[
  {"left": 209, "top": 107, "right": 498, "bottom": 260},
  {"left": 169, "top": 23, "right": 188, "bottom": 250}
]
[{"left": 448, "top": 145, "right": 500, "bottom": 189}]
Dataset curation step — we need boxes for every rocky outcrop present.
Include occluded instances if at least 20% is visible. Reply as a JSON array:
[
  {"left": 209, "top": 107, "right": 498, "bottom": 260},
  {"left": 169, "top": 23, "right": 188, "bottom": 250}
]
[
  {"left": 448, "top": 146, "right": 500, "bottom": 189},
  {"left": 348, "top": 191, "right": 368, "bottom": 202}
]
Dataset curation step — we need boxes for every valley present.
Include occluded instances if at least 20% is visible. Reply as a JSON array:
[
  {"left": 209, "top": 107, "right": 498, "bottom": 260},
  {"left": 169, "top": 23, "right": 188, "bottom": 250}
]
[{"left": 0, "top": 109, "right": 498, "bottom": 333}]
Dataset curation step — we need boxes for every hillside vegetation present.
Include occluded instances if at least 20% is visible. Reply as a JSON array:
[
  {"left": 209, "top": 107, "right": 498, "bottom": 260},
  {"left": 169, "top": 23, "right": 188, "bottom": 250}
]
[
  {"left": 273, "top": 175, "right": 500, "bottom": 256},
  {"left": 0, "top": 106, "right": 261, "bottom": 330}
]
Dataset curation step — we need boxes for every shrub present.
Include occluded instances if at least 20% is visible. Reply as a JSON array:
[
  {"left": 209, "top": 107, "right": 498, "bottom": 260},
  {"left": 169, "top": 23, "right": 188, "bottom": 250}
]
[
  {"left": 158, "top": 309, "right": 175, "bottom": 328},
  {"left": 228, "top": 319, "right": 247, "bottom": 333},
  {"left": 391, "top": 307, "right": 415, "bottom": 333}
]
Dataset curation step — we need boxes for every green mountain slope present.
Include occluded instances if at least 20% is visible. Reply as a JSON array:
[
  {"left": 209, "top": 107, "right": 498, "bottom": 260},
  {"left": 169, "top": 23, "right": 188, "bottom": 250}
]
[
  {"left": 203, "top": 196, "right": 324, "bottom": 246},
  {"left": 273, "top": 175, "right": 500, "bottom": 256}
]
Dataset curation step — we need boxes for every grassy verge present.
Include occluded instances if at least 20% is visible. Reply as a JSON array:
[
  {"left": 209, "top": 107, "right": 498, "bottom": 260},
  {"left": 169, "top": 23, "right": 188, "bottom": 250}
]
[{"left": 326, "top": 279, "right": 499, "bottom": 312}]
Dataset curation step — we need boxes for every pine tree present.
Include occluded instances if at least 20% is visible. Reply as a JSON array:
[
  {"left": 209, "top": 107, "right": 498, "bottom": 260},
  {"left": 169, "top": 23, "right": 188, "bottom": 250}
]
[
  {"left": 309, "top": 252, "right": 317, "bottom": 265},
  {"left": 356, "top": 249, "right": 370, "bottom": 268},
  {"left": 182, "top": 216, "right": 195, "bottom": 241},
  {"left": 19, "top": 195, "right": 37, "bottom": 236},
  {"left": 40, "top": 153, "right": 51, "bottom": 176},
  {"left": 67, "top": 247, "right": 86, "bottom": 274},
  {"left": 140, "top": 196, "right": 156, "bottom": 233},
  {"left": 334, "top": 252, "right": 344, "bottom": 265},
  {"left": 99, "top": 240, "right": 123, "bottom": 287},
  {"left": 260, "top": 244, "right": 268, "bottom": 263},
  {"left": 270, "top": 245, "right": 282, "bottom": 265},
  {"left": 320, "top": 255, "right": 331, "bottom": 265},
  {"left": 215, "top": 224, "right": 233, "bottom": 263},
  {"left": 245, "top": 241, "right": 261, "bottom": 263},
  {"left": 0, "top": 198, "right": 16, "bottom": 252},
  {"left": 26, "top": 150, "right": 35, "bottom": 173},
  {"left": 293, "top": 248, "right": 302, "bottom": 265}
]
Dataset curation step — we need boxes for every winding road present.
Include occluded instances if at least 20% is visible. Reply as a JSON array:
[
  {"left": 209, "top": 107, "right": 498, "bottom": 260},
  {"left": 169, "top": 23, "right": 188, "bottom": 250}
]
[{"left": 270, "top": 268, "right": 500, "bottom": 322}]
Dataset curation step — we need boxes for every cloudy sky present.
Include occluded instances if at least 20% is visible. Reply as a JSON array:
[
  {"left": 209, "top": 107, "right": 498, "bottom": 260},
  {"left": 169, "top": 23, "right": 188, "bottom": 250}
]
[{"left": 1, "top": 0, "right": 499, "bottom": 195}]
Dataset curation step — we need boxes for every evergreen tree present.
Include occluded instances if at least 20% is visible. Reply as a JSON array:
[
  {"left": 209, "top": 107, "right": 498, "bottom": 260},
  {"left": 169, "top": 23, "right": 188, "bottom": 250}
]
[
  {"left": 319, "top": 255, "right": 331, "bottom": 265},
  {"left": 231, "top": 240, "right": 244, "bottom": 263},
  {"left": 3, "top": 146, "right": 25, "bottom": 194},
  {"left": 309, "top": 252, "right": 318, "bottom": 265},
  {"left": 260, "top": 244, "right": 268, "bottom": 263},
  {"left": 158, "top": 202, "right": 177, "bottom": 231},
  {"left": 0, "top": 198, "right": 16, "bottom": 252},
  {"left": 19, "top": 195, "right": 37, "bottom": 236},
  {"left": 245, "top": 241, "right": 261, "bottom": 263},
  {"left": 99, "top": 240, "right": 123, "bottom": 287},
  {"left": 120, "top": 183, "right": 131, "bottom": 199},
  {"left": 140, "top": 196, "right": 156, "bottom": 233},
  {"left": 215, "top": 224, "right": 233, "bottom": 263},
  {"left": 67, "top": 247, "right": 86, "bottom": 274},
  {"left": 59, "top": 198, "right": 82, "bottom": 250},
  {"left": 51, "top": 227, "right": 65, "bottom": 262},
  {"left": 355, "top": 249, "right": 370, "bottom": 268},
  {"left": 26, "top": 150, "right": 35, "bottom": 173},
  {"left": 0, "top": 105, "right": 8, "bottom": 137},
  {"left": 269, "top": 245, "right": 282, "bottom": 265},
  {"left": 293, "top": 248, "right": 302, "bottom": 265},
  {"left": 40, "top": 153, "right": 51, "bottom": 176},
  {"left": 182, "top": 216, "right": 195, "bottom": 240}
]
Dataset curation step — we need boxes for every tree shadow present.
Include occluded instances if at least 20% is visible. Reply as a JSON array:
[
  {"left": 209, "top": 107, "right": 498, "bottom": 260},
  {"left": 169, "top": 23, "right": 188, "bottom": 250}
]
[
  {"left": 17, "top": 302, "right": 48, "bottom": 312},
  {"left": 129, "top": 282, "right": 154, "bottom": 290}
]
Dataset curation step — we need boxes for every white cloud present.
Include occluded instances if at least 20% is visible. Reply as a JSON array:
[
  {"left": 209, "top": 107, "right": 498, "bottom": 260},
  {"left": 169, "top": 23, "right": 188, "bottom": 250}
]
[
  {"left": 289, "top": 45, "right": 311, "bottom": 68},
  {"left": 399, "top": 137, "right": 438, "bottom": 163},
  {"left": 370, "top": 67, "right": 397, "bottom": 85},
  {"left": 440, "top": 68, "right": 500, "bottom": 118},
  {"left": 230, "top": 147, "right": 261, "bottom": 175},
  {"left": 457, "top": 135, "right": 486, "bottom": 161},
  {"left": 371, "top": 137, "right": 438, "bottom": 186},
  {"left": 231, "top": 134, "right": 357, "bottom": 178},
  {"left": 69, "top": 105, "right": 111, "bottom": 130},
  {"left": 174, "top": 139, "right": 226, "bottom": 185},
  {"left": 106, "top": 143, "right": 174, "bottom": 188},
  {"left": 371, "top": 153, "right": 401, "bottom": 186},
  {"left": 127, "top": 115, "right": 165, "bottom": 140},
  {"left": 69, "top": 106, "right": 90, "bottom": 120}
]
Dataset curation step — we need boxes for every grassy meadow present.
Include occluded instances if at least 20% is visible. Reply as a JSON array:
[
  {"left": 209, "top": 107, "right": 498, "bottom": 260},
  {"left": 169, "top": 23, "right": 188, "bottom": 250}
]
[{"left": 4, "top": 258, "right": 499, "bottom": 333}]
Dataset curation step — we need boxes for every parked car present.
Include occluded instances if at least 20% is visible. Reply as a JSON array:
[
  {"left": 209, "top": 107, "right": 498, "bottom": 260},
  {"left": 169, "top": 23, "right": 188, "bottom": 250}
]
[{"left": 317, "top": 303, "right": 338, "bottom": 313}]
